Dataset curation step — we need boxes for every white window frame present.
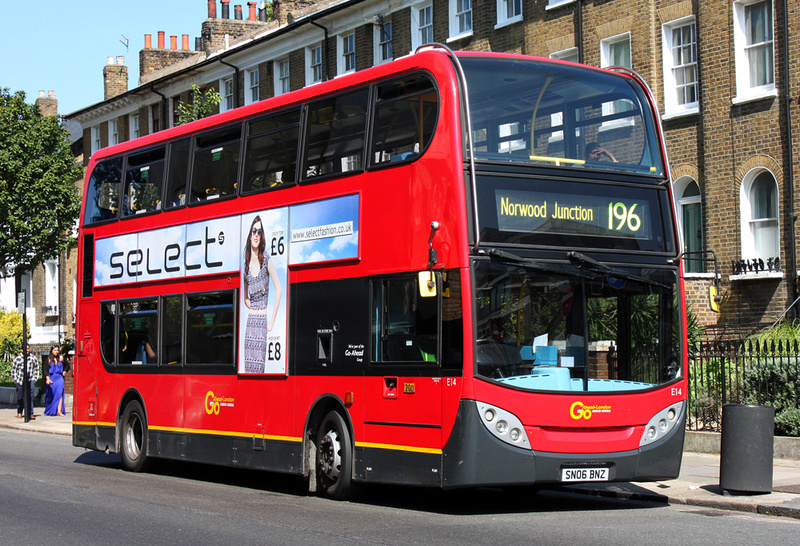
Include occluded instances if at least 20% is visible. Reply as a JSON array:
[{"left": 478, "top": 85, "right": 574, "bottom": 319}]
[
  {"left": 600, "top": 33, "right": 635, "bottom": 130},
  {"left": 601, "top": 33, "right": 632, "bottom": 71},
  {"left": 546, "top": 0, "right": 576, "bottom": 10},
  {"left": 92, "top": 126, "right": 101, "bottom": 154},
  {"left": 374, "top": 21, "right": 393, "bottom": 65},
  {"left": 674, "top": 177, "right": 708, "bottom": 275},
  {"left": 246, "top": 68, "right": 259, "bottom": 105},
  {"left": 739, "top": 168, "right": 779, "bottom": 264},
  {"left": 551, "top": 47, "right": 579, "bottom": 63},
  {"left": 662, "top": 17, "right": 699, "bottom": 119},
  {"left": 338, "top": 32, "right": 356, "bottom": 76},
  {"left": 44, "top": 259, "right": 58, "bottom": 316},
  {"left": 411, "top": 2, "right": 433, "bottom": 51},
  {"left": 221, "top": 77, "right": 234, "bottom": 112},
  {"left": 448, "top": 0, "right": 473, "bottom": 42},
  {"left": 496, "top": 0, "right": 522, "bottom": 29},
  {"left": 733, "top": 0, "right": 776, "bottom": 103},
  {"left": 274, "top": 58, "right": 290, "bottom": 96},
  {"left": 109, "top": 119, "right": 119, "bottom": 146},
  {"left": 306, "top": 44, "right": 324, "bottom": 86},
  {"left": 129, "top": 114, "right": 139, "bottom": 140}
]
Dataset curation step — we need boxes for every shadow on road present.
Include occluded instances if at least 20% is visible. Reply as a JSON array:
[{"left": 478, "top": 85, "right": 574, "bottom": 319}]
[{"left": 72, "top": 450, "right": 666, "bottom": 516}]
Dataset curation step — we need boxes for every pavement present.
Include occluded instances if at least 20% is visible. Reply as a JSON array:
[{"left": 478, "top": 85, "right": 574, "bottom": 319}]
[{"left": 3, "top": 404, "right": 800, "bottom": 519}]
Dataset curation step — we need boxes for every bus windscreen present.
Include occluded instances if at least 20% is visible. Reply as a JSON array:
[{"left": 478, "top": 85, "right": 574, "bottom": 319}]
[
  {"left": 461, "top": 57, "right": 665, "bottom": 176},
  {"left": 473, "top": 259, "right": 681, "bottom": 393}
]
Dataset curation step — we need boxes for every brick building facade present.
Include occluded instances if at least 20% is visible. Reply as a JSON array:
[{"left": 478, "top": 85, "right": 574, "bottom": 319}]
[{"left": 67, "top": 0, "right": 800, "bottom": 329}]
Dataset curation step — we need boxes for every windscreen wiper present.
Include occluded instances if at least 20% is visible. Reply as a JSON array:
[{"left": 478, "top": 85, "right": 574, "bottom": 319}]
[
  {"left": 567, "top": 251, "right": 668, "bottom": 289},
  {"left": 486, "top": 248, "right": 594, "bottom": 279}
]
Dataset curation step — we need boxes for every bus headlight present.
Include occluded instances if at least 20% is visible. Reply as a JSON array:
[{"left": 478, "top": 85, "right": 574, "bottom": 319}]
[
  {"left": 477, "top": 402, "right": 530, "bottom": 449},
  {"left": 639, "top": 401, "right": 684, "bottom": 446}
]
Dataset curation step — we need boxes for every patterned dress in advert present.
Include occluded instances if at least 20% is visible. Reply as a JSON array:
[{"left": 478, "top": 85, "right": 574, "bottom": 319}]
[{"left": 244, "top": 257, "right": 270, "bottom": 373}]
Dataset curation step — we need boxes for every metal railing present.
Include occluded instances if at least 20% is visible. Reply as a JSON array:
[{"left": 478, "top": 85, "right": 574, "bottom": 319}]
[{"left": 688, "top": 337, "right": 800, "bottom": 435}]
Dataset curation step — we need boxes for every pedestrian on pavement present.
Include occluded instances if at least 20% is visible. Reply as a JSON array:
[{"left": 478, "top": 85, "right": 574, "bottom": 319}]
[
  {"left": 12, "top": 345, "right": 40, "bottom": 419},
  {"left": 44, "top": 345, "right": 66, "bottom": 416}
]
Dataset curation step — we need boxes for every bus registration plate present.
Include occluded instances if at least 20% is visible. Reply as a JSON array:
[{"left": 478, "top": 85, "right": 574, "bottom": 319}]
[{"left": 561, "top": 467, "right": 609, "bottom": 482}]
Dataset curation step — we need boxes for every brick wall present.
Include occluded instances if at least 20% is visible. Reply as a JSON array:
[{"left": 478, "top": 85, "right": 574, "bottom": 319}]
[
  {"left": 200, "top": 18, "right": 268, "bottom": 54},
  {"left": 140, "top": 48, "right": 199, "bottom": 79},
  {"left": 103, "top": 63, "right": 128, "bottom": 100}
]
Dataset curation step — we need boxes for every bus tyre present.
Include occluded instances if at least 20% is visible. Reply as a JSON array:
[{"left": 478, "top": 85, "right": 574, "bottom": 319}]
[
  {"left": 316, "top": 411, "right": 353, "bottom": 499},
  {"left": 120, "top": 400, "right": 149, "bottom": 472}
]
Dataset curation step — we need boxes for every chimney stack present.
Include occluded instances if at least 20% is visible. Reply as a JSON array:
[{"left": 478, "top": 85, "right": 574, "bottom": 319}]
[
  {"left": 201, "top": 0, "right": 270, "bottom": 54},
  {"left": 103, "top": 56, "right": 128, "bottom": 100},
  {"left": 140, "top": 31, "right": 202, "bottom": 79},
  {"left": 35, "top": 90, "right": 58, "bottom": 117}
]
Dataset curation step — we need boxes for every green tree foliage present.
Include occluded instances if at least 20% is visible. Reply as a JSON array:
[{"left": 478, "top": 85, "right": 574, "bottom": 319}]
[
  {"left": 0, "top": 310, "right": 26, "bottom": 383},
  {"left": 176, "top": 85, "right": 223, "bottom": 125},
  {"left": 260, "top": 1, "right": 274, "bottom": 21},
  {"left": 0, "top": 88, "right": 82, "bottom": 275}
]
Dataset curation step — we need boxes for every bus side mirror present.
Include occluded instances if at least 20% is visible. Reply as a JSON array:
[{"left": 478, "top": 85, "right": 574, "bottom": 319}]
[
  {"left": 419, "top": 271, "right": 436, "bottom": 297},
  {"left": 709, "top": 284, "right": 720, "bottom": 313}
]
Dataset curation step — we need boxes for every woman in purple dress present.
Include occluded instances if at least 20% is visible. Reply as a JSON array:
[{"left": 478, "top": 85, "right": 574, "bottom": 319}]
[
  {"left": 44, "top": 345, "right": 66, "bottom": 416},
  {"left": 243, "top": 215, "right": 282, "bottom": 373}
]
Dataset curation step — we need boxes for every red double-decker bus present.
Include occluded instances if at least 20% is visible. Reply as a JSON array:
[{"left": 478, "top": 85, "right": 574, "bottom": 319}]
[{"left": 74, "top": 46, "right": 688, "bottom": 499}]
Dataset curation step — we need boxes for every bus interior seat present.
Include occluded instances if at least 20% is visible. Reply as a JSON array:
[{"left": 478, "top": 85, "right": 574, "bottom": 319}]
[{"left": 162, "top": 343, "right": 181, "bottom": 365}]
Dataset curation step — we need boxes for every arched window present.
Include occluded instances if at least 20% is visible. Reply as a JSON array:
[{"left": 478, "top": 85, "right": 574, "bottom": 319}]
[
  {"left": 740, "top": 169, "right": 779, "bottom": 263},
  {"left": 675, "top": 177, "right": 703, "bottom": 273}
]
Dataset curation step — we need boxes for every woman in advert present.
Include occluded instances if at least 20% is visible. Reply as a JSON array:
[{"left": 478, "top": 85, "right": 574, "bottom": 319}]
[{"left": 243, "top": 215, "right": 282, "bottom": 373}]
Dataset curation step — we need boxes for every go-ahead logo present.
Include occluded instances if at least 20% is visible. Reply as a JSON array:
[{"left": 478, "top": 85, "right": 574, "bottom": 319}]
[
  {"left": 570, "top": 401, "right": 612, "bottom": 420},
  {"left": 205, "top": 391, "right": 235, "bottom": 415}
]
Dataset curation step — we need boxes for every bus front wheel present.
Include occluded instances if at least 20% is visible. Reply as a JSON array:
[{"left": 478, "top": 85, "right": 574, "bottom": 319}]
[
  {"left": 120, "top": 400, "right": 149, "bottom": 472},
  {"left": 316, "top": 411, "right": 353, "bottom": 499}
]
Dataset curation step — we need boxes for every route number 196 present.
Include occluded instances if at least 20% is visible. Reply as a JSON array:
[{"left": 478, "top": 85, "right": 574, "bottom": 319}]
[{"left": 608, "top": 202, "right": 641, "bottom": 232}]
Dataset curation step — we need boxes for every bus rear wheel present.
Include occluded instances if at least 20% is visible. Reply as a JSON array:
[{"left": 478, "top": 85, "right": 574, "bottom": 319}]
[
  {"left": 316, "top": 411, "right": 353, "bottom": 499},
  {"left": 120, "top": 400, "right": 149, "bottom": 472}
]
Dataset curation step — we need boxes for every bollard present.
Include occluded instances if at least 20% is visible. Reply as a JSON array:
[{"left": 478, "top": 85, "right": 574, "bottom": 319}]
[{"left": 719, "top": 404, "right": 774, "bottom": 494}]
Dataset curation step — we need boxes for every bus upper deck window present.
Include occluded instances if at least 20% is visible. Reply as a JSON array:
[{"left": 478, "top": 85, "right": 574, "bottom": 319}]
[
  {"left": 371, "top": 74, "right": 438, "bottom": 166},
  {"left": 303, "top": 88, "right": 368, "bottom": 181},
  {"left": 123, "top": 147, "right": 166, "bottom": 217},
  {"left": 190, "top": 125, "right": 242, "bottom": 203},
  {"left": 84, "top": 158, "right": 122, "bottom": 225},
  {"left": 165, "top": 138, "right": 191, "bottom": 209},
  {"left": 242, "top": 107, "right": 301, "bottom": 193}
]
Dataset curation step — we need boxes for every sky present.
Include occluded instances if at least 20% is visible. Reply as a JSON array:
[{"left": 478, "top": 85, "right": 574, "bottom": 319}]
[{"left": 0, "top": 1, "right": 211, "bottom": 117}]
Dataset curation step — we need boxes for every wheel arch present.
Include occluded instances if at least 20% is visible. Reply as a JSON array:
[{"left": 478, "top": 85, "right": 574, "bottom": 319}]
[
  {"left": 302, "top": 394, "right": 354, "bottom": 489},
  {"left": 116, "top": 388, "right": 147, "bottom": 453}
]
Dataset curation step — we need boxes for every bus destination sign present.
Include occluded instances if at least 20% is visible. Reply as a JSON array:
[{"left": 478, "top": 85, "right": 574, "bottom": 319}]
[{"left": 495, "top": 189, "right": 652, "bottom": 240}]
